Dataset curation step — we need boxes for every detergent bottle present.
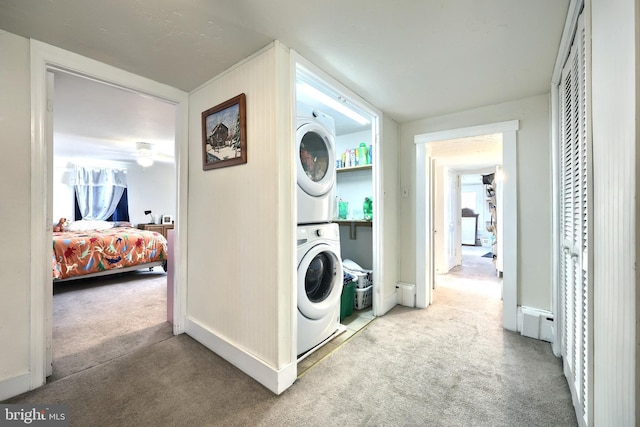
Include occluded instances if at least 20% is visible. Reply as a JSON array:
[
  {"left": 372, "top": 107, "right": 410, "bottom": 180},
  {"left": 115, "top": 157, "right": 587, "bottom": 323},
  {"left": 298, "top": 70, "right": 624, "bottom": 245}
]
[
  {"left": 359, "top": 142, "right": 368, "bottom": 165},
  {"left": 363, "top": 197, "right": 373, "bottom": 220}
]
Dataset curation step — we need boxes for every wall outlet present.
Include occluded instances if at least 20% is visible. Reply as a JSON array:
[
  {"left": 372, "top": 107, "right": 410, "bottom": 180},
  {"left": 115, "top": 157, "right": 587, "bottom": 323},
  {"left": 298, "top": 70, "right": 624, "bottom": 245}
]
[{"left": 401, "top": 187, "right": 409, "bottom": 198}]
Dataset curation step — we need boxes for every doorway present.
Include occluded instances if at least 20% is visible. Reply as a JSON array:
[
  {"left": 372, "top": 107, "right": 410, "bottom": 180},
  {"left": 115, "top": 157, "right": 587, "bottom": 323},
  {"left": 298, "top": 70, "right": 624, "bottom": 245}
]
[
  {"left": 292, "top": 53, "right": 381, "bottom": 373},
  {"left": 49, "top": 70, "right": 177, "bottom": 380},
  {"left": 29, "top": 40, "right": 188, "bottom": 388},
  {"left": 415, "top": 120, "right": 519, "bottom": 331},
  {"left": 429, "top": 136, "right": 504, "bottom": 306}
]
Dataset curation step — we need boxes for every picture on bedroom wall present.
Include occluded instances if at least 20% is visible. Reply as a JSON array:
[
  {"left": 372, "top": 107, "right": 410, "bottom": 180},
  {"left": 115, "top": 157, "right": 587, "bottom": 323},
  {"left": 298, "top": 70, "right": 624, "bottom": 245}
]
[{"left": 202, "top": 93, "right": 247, "bottom": 170}]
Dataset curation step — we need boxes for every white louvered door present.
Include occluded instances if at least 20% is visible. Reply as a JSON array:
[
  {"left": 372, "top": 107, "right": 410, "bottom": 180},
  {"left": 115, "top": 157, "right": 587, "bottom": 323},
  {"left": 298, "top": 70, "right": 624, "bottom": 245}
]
[{"left": 558, "top": 12, "right": 592, "bottom": 427}]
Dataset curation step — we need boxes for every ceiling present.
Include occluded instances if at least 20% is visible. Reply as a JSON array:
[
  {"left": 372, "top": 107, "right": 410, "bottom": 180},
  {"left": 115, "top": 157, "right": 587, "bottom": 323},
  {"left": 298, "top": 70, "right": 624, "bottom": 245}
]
[
  {"left": 430, "top": 134, "right": 502, "bottom": 172},
  {"left": 0, "top": 0, "right": 569, "bottom": 167},
  {"left": 52, "top": 71, "right": 177, "bottom": 164}
]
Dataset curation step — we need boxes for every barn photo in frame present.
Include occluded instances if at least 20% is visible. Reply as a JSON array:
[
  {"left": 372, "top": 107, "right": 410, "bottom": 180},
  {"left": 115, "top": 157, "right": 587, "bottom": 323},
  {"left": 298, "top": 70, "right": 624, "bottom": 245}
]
[{"left": 202, "top": 93, "right": 247, "bottom": 170}]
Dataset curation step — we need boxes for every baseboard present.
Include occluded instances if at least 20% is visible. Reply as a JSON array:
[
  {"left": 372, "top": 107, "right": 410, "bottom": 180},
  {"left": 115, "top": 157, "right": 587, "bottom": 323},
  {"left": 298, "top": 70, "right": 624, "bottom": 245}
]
[
  {"left": 380, "top": 290, "right": 399, "bottom": 315},
  {"left": 0, "top": 371, "right": 31, "bottom": 402},
  {"left": 185, "top": 318, "right": 296, "bottom": 395}
]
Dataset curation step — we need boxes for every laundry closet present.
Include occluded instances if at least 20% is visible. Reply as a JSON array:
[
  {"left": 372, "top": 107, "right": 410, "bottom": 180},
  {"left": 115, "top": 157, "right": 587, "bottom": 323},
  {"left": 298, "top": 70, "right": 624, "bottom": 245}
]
[{"left": 294, "top": 57, "right": 378, "bottom": 367}]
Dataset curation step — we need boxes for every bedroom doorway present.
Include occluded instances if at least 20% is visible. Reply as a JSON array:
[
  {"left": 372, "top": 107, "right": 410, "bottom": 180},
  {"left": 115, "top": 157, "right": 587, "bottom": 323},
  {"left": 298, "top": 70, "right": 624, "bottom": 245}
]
[
  {"left": 49, "top": 70, "right": 178, "bottom": 380},
  {"left": 30, "top": 40, "right": 189, "bottom": 386}
]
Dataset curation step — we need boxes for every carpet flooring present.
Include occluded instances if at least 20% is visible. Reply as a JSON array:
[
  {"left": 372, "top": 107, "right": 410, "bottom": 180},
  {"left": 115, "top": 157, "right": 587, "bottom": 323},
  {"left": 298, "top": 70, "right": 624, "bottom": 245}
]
[
  {"left": 50, "top": 267, "right": 173, "bottom": 381},
  {"left": 6, "top": 252, "right": 577, "bottom": 426}
]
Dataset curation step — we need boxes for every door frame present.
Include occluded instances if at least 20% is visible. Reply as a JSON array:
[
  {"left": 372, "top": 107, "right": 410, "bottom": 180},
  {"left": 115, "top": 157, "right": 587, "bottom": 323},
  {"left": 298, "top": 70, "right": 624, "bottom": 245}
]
[
  {"left": 414, "top": 120, "right": 519, "bottom": 331},
  {"left": 29, "top": 40, "right": 188, "bottom": 388}
]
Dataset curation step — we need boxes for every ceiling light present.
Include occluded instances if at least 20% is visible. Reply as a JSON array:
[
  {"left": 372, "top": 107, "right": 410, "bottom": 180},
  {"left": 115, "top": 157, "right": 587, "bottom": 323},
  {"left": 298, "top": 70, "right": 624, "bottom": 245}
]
[
  {"left": 136, "top": 142, "right": 154, "bottom": 167},
  {"left": 296, "top": 82, "right": 370, "bottom": 125},
  {"left": 137, "top": 155, "right": 153, "bottom": 168}
]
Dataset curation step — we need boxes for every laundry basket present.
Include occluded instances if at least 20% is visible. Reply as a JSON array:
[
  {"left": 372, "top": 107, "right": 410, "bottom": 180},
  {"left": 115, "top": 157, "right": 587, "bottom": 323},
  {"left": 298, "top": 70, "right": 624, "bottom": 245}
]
[{"left": 354, "top": 285, "right": 373, "bottom": 310}]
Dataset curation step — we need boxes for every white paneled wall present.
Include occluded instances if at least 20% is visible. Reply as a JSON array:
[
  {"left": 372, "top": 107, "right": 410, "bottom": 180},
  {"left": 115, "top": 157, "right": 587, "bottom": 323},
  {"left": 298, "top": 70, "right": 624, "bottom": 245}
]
[
  {"left": 186, "top": 43, "right": 294, "bottom": 387},
  {"left": 591, "top": 0, "right": 637, "bottom": 424},
  {"left": 0, "top": 29, "right": 31, "bottom": 392}
]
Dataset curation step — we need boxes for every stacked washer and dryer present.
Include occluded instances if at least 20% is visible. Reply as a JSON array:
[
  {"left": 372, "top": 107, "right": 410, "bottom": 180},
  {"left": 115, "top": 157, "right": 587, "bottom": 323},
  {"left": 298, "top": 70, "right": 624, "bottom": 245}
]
[{"left": 296, "top": 103, "right": 344, "bottom": 358}]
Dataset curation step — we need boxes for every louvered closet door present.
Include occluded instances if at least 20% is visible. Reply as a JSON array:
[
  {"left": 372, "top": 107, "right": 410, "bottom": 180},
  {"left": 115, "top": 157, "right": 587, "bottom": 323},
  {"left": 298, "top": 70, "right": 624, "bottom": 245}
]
[{"left": 558, "top": 12, "right": 592, "bottom": 427}]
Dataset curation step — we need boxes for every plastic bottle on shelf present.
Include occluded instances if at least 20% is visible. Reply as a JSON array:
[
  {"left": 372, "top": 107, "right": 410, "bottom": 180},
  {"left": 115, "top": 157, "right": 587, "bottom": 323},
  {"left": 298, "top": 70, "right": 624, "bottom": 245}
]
[
  {"left": 350, "top": 149, "right": 356, "bottom": 167},
  {"left": 341, "top": 151, "right": 346, "bottom": 169},
  {"left": 363, "top": 197, "right": 373, "bottom": 220},
  {"left": 359, "top": 142, "right": 368, "bottom": 165},
  {"left": 369, "top": 145, "right": 373, "bottom": 164}
]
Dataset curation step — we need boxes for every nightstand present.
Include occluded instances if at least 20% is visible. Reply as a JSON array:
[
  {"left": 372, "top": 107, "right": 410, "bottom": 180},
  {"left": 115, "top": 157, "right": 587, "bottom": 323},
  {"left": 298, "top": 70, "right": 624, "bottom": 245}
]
[{"left": 138, "top": 223, "right": 174, "bottom": 239}]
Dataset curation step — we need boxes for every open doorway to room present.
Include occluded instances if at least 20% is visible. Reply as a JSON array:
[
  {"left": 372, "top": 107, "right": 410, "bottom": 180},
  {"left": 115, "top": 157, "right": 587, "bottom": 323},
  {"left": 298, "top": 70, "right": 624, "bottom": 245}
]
[
  {"left": 429, "top": 135, "right": 503, "bottom": 305},
  {"left": 30, "top": 41, "right": 188, "bottom": 389},
  {"left": 48, "top": 70, "right": 177, "bottom": 381},
  {"left": 415, "top": 120, "right": 519, "bottom": 331}
]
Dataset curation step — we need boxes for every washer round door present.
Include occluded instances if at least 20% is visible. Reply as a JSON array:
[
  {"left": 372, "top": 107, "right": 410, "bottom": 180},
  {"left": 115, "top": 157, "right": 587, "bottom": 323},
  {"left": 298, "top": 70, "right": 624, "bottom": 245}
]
[
  {"left": 296, "top": 121, "right": 335, "bottom": 197},
  {"left": 297, "top": 243, "right": 343, "bottom": 320}
]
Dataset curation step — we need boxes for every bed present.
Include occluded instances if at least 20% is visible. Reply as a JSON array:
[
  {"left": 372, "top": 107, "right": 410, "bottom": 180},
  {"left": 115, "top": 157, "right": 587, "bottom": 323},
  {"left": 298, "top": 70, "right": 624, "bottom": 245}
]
[{"left": 52, "top": 221, "right": 168, "bottom": 282}]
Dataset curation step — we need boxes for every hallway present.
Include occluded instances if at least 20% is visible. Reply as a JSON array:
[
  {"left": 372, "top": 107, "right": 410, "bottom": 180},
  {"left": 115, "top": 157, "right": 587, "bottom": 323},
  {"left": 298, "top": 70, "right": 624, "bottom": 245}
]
[
  {"left": 5, "top": 245, "right": 577, "bottom": 426},
  {"left": 436, "top": 244, "right": 503, "bottom": 303}
]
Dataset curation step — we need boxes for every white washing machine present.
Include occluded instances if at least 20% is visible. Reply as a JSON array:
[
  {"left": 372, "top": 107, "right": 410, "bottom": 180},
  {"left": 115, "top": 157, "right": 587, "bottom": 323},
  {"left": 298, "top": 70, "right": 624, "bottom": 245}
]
[
  {"left": 297, "top": 223, "right": 344, "bottom": 357},
  {"left": 296, "top": 103, "right": 337, "bottom": 225}
]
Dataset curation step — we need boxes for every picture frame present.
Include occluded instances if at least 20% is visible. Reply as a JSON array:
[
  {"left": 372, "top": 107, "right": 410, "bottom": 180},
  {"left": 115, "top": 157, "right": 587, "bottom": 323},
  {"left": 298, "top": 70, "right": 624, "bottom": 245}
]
[
  {"left": 202, "top": 93, "right": 247, "bottom": 170},
  {"left": 161, "top": 215, "right": 173, "bottom": 225}
]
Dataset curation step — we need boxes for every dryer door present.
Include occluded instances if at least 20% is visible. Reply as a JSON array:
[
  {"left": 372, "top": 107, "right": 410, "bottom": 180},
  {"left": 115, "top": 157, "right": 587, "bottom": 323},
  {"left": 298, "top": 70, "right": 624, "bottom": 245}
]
[
  {"left": 298, "top": 243, "right": 343, "bottom": 320},
  {"left": 296, "top": 122, "right": 335, "bottom": 197}
]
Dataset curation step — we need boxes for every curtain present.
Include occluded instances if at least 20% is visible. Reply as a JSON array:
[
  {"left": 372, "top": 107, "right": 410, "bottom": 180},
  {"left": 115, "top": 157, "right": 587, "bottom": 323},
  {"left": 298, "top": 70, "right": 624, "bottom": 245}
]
[
  {"left": 74, "top": 188, "right": 130, "bottom": 222},
  {"left": 73, "top": 166, "right": 127, "bottom": 220}
]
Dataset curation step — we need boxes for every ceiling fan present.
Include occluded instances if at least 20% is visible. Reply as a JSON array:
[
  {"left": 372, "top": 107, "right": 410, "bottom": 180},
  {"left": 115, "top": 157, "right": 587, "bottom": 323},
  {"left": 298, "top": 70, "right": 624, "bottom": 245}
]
[{"left": 96, "top": 141, "right": 175, "bottom": 166}]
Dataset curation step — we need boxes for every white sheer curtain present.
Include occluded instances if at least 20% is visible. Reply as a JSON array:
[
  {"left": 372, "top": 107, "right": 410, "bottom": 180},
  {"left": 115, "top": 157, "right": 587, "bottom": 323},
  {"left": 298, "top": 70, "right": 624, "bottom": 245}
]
[{"left": 73, "top": 166, "right": 127, "bottom": 220}]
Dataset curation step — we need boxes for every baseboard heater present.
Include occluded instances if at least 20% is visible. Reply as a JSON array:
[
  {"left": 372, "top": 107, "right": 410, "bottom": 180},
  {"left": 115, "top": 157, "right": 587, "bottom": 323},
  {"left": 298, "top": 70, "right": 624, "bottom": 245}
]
[{"left": 396, "top": 282, "right": 416, "bottom": 308}]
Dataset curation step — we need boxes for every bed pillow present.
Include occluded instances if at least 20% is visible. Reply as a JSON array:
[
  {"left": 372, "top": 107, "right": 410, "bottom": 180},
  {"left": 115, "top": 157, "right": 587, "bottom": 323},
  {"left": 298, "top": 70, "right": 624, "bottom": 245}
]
[
  {"left": 112, "top": 221, "right": 133, "bottom": 228},
  {"left": 66, "top": 220, "right": 114, "bottom": 232}
]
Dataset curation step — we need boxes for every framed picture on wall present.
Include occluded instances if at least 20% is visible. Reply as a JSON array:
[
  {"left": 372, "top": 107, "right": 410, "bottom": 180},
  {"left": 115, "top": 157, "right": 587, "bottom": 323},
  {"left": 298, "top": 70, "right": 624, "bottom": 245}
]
[
  {"left": 162, "top": 215, "right": 173, "bottom": 225},
  {"left": 201, "top": 93, "right": 247, "bottom": 170}
]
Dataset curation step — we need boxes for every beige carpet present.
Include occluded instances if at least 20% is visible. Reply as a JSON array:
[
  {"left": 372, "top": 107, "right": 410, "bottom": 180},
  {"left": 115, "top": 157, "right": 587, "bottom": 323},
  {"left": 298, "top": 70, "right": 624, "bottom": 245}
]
[
  {"left": 7, "top": 252, "right": 577, "bottom": 426},
  {"left": 50, "top": 267, "right": 173, "bottom": 381}
]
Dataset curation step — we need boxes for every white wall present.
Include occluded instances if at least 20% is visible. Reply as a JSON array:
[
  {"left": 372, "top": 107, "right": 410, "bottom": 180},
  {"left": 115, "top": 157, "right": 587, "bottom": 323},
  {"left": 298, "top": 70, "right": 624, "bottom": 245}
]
[
  {"left": 186, "top": 43, "right": 295, "bottom": 391},
  {"left": 127, "top": 162, "right": 176, "bottom": 225},
  {"left": 0, "top": 29, "right": 31, "bottom": 396},
  {"left": 399, "top": 94, "right": 552, "bottom": 311},
  {"left": 591, "top": 0, "right": 637, "bottom": 423}
]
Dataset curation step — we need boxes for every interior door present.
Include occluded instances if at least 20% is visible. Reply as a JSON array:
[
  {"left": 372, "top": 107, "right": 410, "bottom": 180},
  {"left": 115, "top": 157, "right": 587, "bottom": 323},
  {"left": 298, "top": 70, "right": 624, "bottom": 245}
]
[
  {"left": 445, "top": 172, "right": 458, "bottom": 270},
  {"left": 558, "top": 12, "right": 591, "bottom": 426}
]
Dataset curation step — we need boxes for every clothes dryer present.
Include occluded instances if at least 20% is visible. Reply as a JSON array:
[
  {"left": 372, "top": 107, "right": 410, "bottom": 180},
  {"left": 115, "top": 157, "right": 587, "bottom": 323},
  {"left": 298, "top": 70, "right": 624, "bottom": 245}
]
[
  {"left": 296, "top": 103, "right": 336, "bottom": 224},
  {"left": 297, "top": 223, "right": 343, "bottom": 357}
]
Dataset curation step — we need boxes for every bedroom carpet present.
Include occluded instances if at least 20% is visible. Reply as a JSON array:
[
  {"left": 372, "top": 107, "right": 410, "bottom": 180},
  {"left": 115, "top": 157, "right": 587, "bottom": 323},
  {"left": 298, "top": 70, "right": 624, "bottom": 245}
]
[
  {"left": 50, "top": 268, "right": 173, "bottom": 381},
  {"left": 7, "top": 253, "right": 577, "bottom": 426}
]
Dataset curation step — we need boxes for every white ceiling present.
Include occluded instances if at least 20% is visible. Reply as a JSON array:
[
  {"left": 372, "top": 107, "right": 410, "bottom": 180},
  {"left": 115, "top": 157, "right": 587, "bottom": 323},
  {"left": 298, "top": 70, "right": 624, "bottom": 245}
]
[
  {"left": 430, "top": 134, "right": 502, "bottom": 172},
  {"left": 53, "top": 71, "right": 177, "bottom": 164},
  {"left": 0, "top": 0, "right": 569, "bottom": 166}
]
